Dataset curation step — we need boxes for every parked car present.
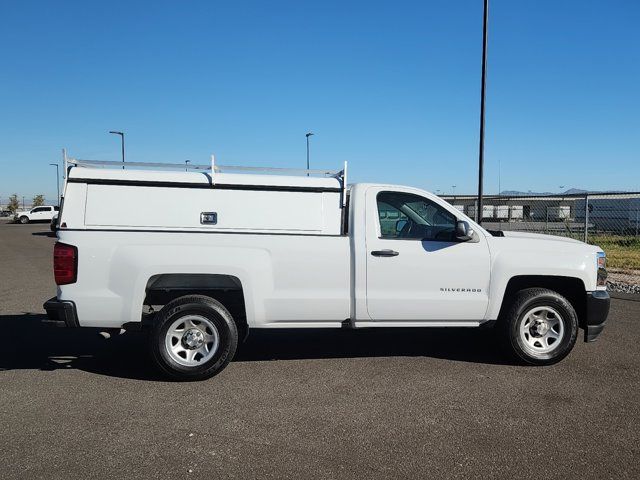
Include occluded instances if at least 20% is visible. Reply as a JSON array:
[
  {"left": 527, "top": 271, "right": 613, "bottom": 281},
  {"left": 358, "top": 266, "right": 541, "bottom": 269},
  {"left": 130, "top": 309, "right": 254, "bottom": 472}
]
[
  {"left": 14, "top": 205, "right": 59, "bottom": 224},
  {"left": 0, "top": 210, "right": 13, "bottom": 217},
  {"left": 44, "top": 158, "right": 610, "bottom": 380}
]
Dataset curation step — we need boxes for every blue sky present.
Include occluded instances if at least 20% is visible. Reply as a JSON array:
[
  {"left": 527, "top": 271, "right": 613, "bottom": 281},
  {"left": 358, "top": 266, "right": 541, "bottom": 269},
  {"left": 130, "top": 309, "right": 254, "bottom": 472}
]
[{"left": 1, "top": 0, "right": 639, "bottom": 203}]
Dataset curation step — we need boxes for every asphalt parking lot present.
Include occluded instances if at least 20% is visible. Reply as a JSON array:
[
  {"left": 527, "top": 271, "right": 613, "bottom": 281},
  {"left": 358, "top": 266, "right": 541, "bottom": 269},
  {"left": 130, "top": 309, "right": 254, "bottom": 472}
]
[{"left": 1, "top": 220, "right": 639, "bottom": 479}]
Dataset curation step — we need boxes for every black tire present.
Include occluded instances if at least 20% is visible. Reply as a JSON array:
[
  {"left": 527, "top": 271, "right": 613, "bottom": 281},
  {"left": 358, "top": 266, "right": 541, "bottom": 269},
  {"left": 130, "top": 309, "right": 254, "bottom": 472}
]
[
  {"left": 19, "top": 216, "right": 29, "bottom": 224},
  {"left": 500, "top": 288, "right": 578, "bottom": 365},
  {"left": 149, "top": 295, "right": 238, "bottom": 381}
]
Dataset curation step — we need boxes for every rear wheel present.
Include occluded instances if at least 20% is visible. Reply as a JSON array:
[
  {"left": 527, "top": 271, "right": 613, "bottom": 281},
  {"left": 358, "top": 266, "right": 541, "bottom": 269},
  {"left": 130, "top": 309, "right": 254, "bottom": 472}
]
[
  {"left": 150, "top": 295, "right": 238, "bottom": 380},
  {"left": 19, "top": 216, "right": 29, "bottom": 224},
  {"left": 501, "top": 288, "right": 578, "bottom": 365}
]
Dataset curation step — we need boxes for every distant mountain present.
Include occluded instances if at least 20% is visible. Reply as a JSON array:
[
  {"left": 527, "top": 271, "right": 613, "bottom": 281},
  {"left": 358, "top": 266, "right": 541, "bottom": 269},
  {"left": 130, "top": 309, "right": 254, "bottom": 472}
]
[
  {"left": 499, "top": 190, "right": 552, "bottom": 196},
  {"left": 499, "top": 188, "right": 589, "bottom": 196},
  {"left": 445, "top": 188, "right": 630, "bottom": 197}
]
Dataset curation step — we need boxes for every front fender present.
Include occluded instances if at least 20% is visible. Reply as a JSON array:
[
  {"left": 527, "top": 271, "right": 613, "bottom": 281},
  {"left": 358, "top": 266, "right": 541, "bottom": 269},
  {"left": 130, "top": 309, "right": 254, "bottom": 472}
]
[{"left": 486, "top": 246, "right": 594, "bottom": 320}]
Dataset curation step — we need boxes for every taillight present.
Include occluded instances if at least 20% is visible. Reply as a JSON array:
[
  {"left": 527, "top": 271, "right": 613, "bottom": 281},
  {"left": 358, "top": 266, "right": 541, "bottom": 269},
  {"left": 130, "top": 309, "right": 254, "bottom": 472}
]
[{"left": 54, "top": 242, "right": 77, "bottom": 285}]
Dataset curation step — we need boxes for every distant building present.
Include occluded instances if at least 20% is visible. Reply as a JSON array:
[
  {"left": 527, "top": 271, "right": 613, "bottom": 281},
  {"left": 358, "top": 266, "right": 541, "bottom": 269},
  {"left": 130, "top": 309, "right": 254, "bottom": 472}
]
[
  {"left": 575, "top": 195, "right": 640, "bottom": 233},
  {"left": 440, "top": 195, "right": 578, "bottom": 222},
  {"left": 441, "top": 193, "right": 640, "bottom": 234}
]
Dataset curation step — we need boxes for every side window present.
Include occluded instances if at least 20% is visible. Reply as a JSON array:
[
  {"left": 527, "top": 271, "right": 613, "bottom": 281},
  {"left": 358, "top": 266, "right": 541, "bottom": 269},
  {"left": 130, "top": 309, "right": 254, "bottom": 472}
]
[
  {"left": 378, "top": 200, "right": 408, "bottom": 237},
  {"left": 54, "top": 206, "right": 60, "bottom": 211},
  {"left": 377, "top": 191, "right": 457, "bottom": 241},
  {"left": 32, "top": 207, "right": 47, "bottom": 213}
]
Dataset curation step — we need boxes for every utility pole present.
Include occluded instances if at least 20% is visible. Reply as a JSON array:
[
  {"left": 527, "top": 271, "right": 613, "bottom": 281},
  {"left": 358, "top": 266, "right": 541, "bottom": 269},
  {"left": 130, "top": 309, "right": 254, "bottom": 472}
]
[
  {"left": 109, "top": 131, "right": 125, "bottom": 169},
  {"left": 185, "top": 160, "right": 190, "bottom": 172},
  {"left": 477, "top": 0, "right": 489, "bottom": 224},
  {"left": 305, "top": 132, "right": 314, "bottom": 176}
]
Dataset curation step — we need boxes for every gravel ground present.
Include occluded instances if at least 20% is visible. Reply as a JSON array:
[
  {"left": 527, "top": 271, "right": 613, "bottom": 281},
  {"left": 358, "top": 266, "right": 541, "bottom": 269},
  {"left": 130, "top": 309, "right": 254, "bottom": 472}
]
[{"left": 1, "top": 221, "right": 639, "bottom": 479}]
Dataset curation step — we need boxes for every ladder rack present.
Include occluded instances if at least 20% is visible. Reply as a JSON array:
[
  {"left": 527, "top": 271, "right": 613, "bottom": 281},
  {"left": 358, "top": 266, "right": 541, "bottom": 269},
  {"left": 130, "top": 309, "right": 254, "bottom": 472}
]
[{"left": 62, "top": 150, "right": 349, "bottom": 207}]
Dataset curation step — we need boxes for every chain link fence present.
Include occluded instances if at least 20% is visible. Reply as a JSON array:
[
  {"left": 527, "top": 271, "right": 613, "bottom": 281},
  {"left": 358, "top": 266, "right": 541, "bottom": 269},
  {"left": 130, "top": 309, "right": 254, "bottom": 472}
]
[{"left": 442, "top": 192, "right": 640, "bottom": 297}]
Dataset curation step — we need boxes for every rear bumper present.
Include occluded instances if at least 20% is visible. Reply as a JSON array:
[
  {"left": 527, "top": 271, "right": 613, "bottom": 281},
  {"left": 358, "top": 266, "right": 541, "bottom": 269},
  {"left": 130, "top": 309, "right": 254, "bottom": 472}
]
[
  {"left": 584, "top": 290, "right": 610, "bottom": 342},
  {"left": 43, "top": 297, "right": 79, "bottom": 328}
]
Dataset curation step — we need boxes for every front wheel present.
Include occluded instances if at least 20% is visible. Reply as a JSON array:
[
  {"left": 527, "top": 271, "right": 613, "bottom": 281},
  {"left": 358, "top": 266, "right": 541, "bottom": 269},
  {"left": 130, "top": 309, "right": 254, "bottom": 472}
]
[
  {"left": 149, "top": 295, "right": 238, "bottom": 380},
  {"left": 501, "top": 288, "right": 578, "bottom": 365},
  {"left": 19, "top": 216, "right": 29, "bottom": 224}
]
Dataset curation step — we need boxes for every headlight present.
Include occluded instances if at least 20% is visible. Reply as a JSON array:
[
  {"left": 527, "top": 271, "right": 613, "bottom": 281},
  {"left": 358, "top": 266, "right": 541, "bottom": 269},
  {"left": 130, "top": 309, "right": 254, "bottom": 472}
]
[{"left": 597, "top": 251, "right": 607, "bottom": 286}]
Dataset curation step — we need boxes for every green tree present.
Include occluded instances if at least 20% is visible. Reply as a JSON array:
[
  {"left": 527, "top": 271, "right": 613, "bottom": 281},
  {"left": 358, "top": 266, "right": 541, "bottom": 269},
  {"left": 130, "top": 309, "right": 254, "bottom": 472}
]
[
  {"left": 32, "top": 194, "right": 45, "bottom": 207},
  {"left": 7, "top": 194, "right": 19, "bottom": 213}
]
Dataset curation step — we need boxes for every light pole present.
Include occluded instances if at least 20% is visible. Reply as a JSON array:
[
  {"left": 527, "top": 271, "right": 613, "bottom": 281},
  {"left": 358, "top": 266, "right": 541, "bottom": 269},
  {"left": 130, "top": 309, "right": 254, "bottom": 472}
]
[
  {"left": 498, "top": 157, "right": 501, "bottom": 196},
  {"left": 452, "top": 185, "right": 457, "bottom": 196},
  {"left": 109, "top": 131, "right": 125, "bottom": 169},
  {"left": 185, "top": 160, "right": 191, "bottom": 172},
  {"left": 305, "top": 132, "right": 314, "bottom": 176},
  {"left": 49, "top": 163, "right": 60, "bottom": 206},
  {"left": 476, "top": 0, "right": 489, "bottom": 224}
]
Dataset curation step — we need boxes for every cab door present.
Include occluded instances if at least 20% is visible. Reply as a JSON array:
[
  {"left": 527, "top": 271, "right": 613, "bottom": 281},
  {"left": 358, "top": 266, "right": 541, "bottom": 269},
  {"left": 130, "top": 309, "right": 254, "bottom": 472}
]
[
  {"left": 30, "top": 207, "right": 49, "bottom": 220},
  {"left": 44, "top": 206, "right": 55, "bottom": 220},
  {"left": 365, "top": 187, "right": 490, "bottom": 321}
]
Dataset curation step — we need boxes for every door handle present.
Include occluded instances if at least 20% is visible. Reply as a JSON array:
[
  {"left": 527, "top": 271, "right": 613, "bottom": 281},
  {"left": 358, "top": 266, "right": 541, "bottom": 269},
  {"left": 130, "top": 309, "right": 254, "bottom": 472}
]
[{"left": 371, "top": 249, "right": 399, "bottom": 257}]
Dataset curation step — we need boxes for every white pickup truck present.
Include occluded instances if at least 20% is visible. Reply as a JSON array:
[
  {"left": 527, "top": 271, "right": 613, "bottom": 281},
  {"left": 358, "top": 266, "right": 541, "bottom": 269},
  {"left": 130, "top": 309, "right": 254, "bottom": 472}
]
[
  {"left": 44, "top": 157, "right": 610, "bottom": 380},
  {"left": 14, "top": 205, "right": 59, "bottom": 224}
]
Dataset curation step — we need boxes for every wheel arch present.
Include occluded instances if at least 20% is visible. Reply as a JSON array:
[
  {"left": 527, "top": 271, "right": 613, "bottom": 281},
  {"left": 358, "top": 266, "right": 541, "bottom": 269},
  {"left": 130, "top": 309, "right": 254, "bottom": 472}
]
[
  {"left": 497, "top": 275, "right": 587, "bottom": 328},
  {"left": 142, "top": 273, "right": 249, "bottom": 340}
]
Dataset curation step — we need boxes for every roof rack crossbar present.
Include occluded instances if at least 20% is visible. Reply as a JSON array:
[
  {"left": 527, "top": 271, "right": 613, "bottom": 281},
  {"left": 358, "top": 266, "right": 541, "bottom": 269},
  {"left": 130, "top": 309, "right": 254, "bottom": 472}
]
[
  {"left": 69, "top": 159, "right": 212, "bottom": 170},
  {"left": 65, "top": 153, "right": 347, "bottom": 202},
  {"left": 67, "top": 157, "right": 343, "bottom": 177},
  {"left": 213, "top": 164, "right": 342, "bottom": 177}
]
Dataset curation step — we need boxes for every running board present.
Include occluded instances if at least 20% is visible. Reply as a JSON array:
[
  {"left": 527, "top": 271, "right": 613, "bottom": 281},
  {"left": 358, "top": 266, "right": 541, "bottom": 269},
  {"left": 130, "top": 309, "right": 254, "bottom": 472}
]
[
  {"left": 353, "top": 321, "right": 483, "bottom": 328},
  {"left": 256, "top": 320, "right": 487, "bottom": 329},
  {"left": 257, "top": 322, "right": 344, "bottom": 329}
]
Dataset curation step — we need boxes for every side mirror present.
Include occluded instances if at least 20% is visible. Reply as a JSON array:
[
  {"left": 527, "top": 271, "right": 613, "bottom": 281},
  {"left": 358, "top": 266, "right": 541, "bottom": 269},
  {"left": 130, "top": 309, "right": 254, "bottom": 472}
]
[
  {"left": 395, "top": 219, "right": 408, "bottom": 233},
  {"left": 455, "top": 220, "right": 474, "bottom": 241}
]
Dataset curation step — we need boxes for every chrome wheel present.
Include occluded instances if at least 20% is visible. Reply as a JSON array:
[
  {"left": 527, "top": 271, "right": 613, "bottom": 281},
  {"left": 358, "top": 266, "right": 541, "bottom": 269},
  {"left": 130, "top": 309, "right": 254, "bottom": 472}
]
[
  {"left": 519, "top": 306, "right": 565, "bottom": 356},
  {"left": 165, "top": 315, "right": 220, "bottom": 367}
]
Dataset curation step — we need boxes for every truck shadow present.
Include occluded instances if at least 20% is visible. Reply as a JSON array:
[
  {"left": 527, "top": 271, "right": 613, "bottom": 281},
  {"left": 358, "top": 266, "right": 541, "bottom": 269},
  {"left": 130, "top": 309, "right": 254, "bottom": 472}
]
[
  {"left": 238, "top": 328, "right": 512, "bottom": 365},
  {"left": 0, "top": 313, "right": 160, "bottom": 380},
  {"left": 0, "top": 314, "right": 515, "bottom": 381}
]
